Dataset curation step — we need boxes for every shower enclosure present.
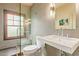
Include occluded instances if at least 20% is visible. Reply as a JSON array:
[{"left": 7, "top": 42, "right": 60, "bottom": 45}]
[{"left": 0, "top": 3, "right": 31, "bottom": 56}]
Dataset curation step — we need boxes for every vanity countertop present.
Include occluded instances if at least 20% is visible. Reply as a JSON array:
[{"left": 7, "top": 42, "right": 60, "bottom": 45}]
[{"left": 37, "top": 35, "right": 79, "bottom": 54}]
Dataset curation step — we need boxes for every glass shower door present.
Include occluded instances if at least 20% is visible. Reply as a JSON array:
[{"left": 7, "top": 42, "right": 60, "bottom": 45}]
[{"left": 16, "top": 3, "right": 31, "bottom": 56}]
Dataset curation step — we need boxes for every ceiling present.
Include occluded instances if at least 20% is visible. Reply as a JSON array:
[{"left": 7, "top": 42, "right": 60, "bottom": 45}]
[
  {"left": 21, "top": 3, "right": 33, "bottom": 7},
  {"left": 21, "top": 3, "right": 65, "bottom": 8},
  {"left": 55, "top": 3, "right": 65, "bottom": 8}
]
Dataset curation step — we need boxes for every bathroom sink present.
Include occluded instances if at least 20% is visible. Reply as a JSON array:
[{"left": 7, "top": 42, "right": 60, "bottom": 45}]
[{"left": 38, "top": 35, "right": 79, "bottom": 54}]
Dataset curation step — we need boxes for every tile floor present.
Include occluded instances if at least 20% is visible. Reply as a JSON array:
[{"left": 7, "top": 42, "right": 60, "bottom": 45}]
[
  {"left": 0, "top": 47, "right": 17, "bottom": 56},
  {"left": 0, "top": 45, "right": 26, "bottom": 56}
]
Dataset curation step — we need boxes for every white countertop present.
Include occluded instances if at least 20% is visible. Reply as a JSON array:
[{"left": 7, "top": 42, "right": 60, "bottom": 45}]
[{"left": 37, "top": 35, "right": 79, "bottom": 54}]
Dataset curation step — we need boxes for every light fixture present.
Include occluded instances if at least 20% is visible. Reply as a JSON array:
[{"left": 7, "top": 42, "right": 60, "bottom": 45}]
[{"left": 50, "top": 3, "right": 55, "bottom": 18}]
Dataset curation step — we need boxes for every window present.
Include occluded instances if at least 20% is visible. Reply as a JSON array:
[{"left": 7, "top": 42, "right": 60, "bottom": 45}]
[{"left": 4, "top": 10, "right": 25, "bottom": 40}]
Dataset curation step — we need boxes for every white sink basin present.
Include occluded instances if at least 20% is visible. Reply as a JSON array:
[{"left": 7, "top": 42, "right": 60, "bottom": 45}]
[{"left": 38, "top": 35, "right": 79, "bottom": 54}]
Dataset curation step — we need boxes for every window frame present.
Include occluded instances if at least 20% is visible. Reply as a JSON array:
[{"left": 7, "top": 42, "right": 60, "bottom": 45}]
[{"left": 4, "top": 10, "right": 26, "bottom": 40}]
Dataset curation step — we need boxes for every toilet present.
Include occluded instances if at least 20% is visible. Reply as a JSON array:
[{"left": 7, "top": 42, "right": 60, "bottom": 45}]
[
  {"left": 23, "top": 45, "right": 40, "bottom": 56},
  {"left": 22, "top": 36, "right": 45, "bottom": 56}
]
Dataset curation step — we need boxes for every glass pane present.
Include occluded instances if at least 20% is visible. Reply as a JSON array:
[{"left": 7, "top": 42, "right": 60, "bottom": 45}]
[
  {"left": 7, "top": 26, "right": 19, "bottom": 37},
  {"left": 14, "top": 15, "right": 24, "bottom": 21},
  {"left": 14, "top": 15, "right": 20, "bottom": 21},
  {"left": 21, "top": 21, "right": 24, "bottom": 26},
  {"left": 17, "top": 27, "right": 24, "bottom": 36},
  {"left": 13, "top": 21, "right": 23, "bottom": 26},
  {"left": 21, "top": 16, "right": 24, "bottom": 22},
  {"left": 21, "top": 27, "right": 24, "bottom": 35},
  {"left": 14, "top": 21, "right": 20, "bottom": 26},
  {"left": 7, "top": 20, "right": 13, "bottom": 25},
  {"left": 7, "top": 14, "right": 13, "bottom": 20},
  {"left": 13, "top": 15, "right": 24, "bottom": 26}
]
